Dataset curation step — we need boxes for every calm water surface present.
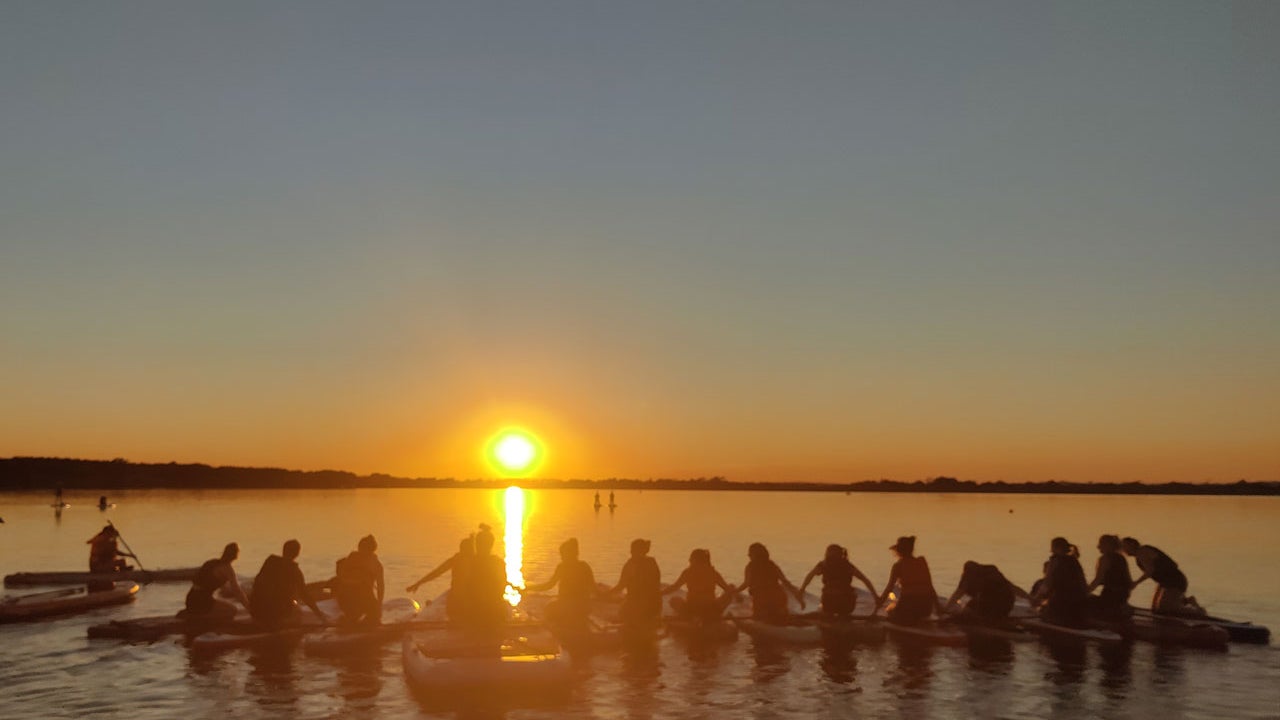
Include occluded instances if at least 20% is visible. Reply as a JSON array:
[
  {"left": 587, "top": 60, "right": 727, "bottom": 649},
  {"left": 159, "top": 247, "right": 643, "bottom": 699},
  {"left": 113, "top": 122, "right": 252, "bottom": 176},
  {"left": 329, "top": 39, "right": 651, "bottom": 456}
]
[{"left": 2, "top": 489, "right": 1278, "bottom": 719}]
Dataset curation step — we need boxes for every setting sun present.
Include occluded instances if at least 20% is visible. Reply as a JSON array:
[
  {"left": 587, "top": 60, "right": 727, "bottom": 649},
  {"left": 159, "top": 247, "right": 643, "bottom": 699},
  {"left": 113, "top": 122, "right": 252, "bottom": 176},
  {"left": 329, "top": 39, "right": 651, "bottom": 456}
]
[{"left": 486, "top": 428, "right": 543, "bottom": 477}]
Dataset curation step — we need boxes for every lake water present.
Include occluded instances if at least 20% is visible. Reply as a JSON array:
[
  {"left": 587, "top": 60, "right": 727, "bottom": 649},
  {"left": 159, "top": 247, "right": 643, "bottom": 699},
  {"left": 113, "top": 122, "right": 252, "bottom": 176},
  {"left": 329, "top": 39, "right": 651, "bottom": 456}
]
[{"left": 2, "top": 488, "right": 1278, "bottom": 719}]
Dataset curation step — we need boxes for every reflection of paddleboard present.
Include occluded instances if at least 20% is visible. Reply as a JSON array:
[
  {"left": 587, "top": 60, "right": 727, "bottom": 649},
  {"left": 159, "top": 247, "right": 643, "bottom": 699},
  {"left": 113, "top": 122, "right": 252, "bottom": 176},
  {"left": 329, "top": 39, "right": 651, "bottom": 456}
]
[{"left": 1020, "top": 618, "right": 1122, "bottom": 644}]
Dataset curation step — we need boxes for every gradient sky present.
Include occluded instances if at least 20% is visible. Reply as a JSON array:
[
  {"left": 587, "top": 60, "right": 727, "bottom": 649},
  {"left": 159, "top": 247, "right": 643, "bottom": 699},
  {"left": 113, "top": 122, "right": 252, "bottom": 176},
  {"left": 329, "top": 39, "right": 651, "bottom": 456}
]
[{"left": 2, "top": 1, "right": 1277, "bottom": 483}]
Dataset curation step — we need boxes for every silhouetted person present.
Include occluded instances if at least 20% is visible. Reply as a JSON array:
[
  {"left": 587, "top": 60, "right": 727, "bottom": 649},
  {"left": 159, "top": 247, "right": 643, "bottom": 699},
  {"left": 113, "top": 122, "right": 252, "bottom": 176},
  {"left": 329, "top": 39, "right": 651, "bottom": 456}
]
[
  {"left": 1121, "top": 537, "right": 1205, "bottom": 617},
  {"left": 407, "top": 535, "right": 475, "bottom": 622},
  {"left": 797, "top": 544, "right": 878, "bottom": 618},
  {"left": 733, "top": 542, "right": 798, "bottom": 624},
  {"left": 1034, "top": 537, "right": 1090, "bottom": 628},
  {"left": 335, "top": 534, "right": 384, "bottom": 627},
  {"left": 250, "top": 539, "right": 328, "bottom": 629},
  {"left": 606, "top": 538, "right": 662, "bottom": 631},
  {"left": 878, "top": 536, "right": 940, "bottom": 625},
  {"left": 181, "top": 542, "right": 249, "bottom": 621},
  {"left": 942, "top": 561, "right": 1028, "bottom": 624},
  {"left": 594, "top": 492, "right": 602, "bottom": 510},
  {"left": 467, "top": 524, "right": 508, "bottom": 631},
  {"left": 664, "top": 548, "right": 735, "bottom": 623},
  {"left": 98, "top": 496, "right": 110, "bottom": 511},
  {"left": 1087, "top": 534, "right": 1133, "bottom": 621},
  {"left": 526, "top": 537, "right": 596, "bottom": 632},
  {"left": 85, "top": 525, "right": 133, "bottom": 592}
]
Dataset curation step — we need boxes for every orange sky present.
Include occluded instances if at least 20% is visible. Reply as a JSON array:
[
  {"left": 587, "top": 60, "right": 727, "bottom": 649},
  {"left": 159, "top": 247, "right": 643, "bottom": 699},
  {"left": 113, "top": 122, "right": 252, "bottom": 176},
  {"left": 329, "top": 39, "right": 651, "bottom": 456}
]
[{"left": 2, "top": 3, "right": 1277, "bottom": 484}]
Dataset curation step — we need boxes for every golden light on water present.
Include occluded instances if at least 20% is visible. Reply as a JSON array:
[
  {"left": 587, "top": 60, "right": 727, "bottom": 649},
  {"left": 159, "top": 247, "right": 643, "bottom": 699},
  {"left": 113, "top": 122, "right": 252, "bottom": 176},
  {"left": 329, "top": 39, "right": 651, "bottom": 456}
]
[
  {"left": 486, "top": 427, "right": 544, "bottom": 477},
  {"left": 503, "top": 485, "right": 526, "bottom": 607}
]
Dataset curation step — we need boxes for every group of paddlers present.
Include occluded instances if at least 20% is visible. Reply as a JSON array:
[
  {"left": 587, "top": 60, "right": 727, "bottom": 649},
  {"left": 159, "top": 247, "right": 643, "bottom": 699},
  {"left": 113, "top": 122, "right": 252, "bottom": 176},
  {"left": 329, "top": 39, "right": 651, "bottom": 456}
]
[
  {"left": 431, "top": 532, "right": 1205, "bottom": 635},
  {"left": 86, "top": 525, "right": 387, "bottom": 630},
  {"left": 87, "top": 522, "right": 1204, "bottom": 634}
]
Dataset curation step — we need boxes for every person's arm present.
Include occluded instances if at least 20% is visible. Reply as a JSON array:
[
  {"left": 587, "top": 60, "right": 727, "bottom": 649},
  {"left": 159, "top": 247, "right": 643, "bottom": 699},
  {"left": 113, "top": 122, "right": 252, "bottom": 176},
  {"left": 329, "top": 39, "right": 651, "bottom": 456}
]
[
  {"left": 524, "top": 565, "right": 563, "bottom": 594},
  {"left": 407, "top": 555, "right": 455, "bottom": 593},
  {"left": 295, "top": 567, "right": 327, "bottom": 620},
  {"left": 878, "top": 563, "right": 900, "bottom": 608},
  {"left": 797, "top": 563, "right": 821, "bottom": 599},
  {"left": 661, "top": 568, "right": 690, "bottom": 596},
  {"left": 223, "top": 566, "right": 250, "bottom": 609},
  {"left": 1087, "top": 556, "right": 1106, "bottom": 592},
  {"left": 776, "top": 563, "right": 800, "bottom": 594},
  {"left": 375, "top": 560, "right": 385, "bottom": 603},
  {"left": 1130, "top": 551, "right": 1152, "bottom": 589},
  {"left": 851, "top": 565, "right": 879, "bottom": 605}
]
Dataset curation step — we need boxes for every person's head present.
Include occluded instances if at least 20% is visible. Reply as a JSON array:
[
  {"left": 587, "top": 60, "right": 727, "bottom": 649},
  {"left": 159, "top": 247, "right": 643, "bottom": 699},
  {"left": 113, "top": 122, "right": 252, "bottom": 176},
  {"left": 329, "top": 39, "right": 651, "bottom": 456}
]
[
  {"left": 476, "top": 524, "right": 495, "bottom": 555},
  {"left": 102, "top": 525, "right": 118, "bottom": 538},
  {"left": 748, "top": 542, "right": 770, "bottom": 562},
  {"left": 221, "top": 542, "right": 239, "bottom": 562},
  {"left": 630, "top": 538, "right": 651, "bottom": 558},
  {"left": 560, "top": 537, "right": 580, "bottom": 561},
  {"left": 459, "top": 535, "right": 475, "bottom": 556},
  {"left": 283, "top": 539, "right": 301, "bottom": 560},
  {"left": 1120, "top": 537, "right": 1141, "bottom": 555},
  {"left": 358, "top": 534, "right": 377, "bottom": 553},
  {"left": 963, "top": 560, "right": 979, "bottom": 575},
  {"left": 890, "top": 536, "right": 916, "bottom": 558},
  {"left": 689, "top": 548, "right": 711, "bottom": 566},
  {"left": 1098, "top": 534, "right": 1121, "bottom": 554},
  {"left": 824, "top": 544, "right": 846, "bottom": 564},
  {"left": 1050, "top": 537, "right": 1078, "bottom": 557}
]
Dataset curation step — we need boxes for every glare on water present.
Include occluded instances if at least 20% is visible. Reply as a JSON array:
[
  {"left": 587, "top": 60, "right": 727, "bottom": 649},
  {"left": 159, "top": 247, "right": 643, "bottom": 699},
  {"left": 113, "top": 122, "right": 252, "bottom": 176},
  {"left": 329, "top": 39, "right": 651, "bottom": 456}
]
[{"left": 502, "top": 485, "right": 525, "bottom": 606}]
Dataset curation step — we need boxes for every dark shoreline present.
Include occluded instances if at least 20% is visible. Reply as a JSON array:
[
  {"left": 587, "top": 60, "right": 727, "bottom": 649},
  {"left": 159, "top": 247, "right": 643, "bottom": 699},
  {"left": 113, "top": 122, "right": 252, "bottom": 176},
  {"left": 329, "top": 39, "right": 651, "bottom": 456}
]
[{"left": 2, "top": 457, "right": 1277, "bottom": 496}]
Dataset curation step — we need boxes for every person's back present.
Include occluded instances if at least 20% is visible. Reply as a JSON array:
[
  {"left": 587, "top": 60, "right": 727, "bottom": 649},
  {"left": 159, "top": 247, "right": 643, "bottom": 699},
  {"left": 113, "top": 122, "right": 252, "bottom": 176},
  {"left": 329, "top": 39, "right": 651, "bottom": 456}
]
[
  {"left": 250, "top": 554, "right": 296, "bottom": 625},
  {"left": 1042, "top": 549, "right": 1089, "bottom": 627},
  {"left": 559, "top": 559, "right": 595, "bottom": 612},
  {"left": 618, "top": 540, "right": 661, "bottom": 627},
  {"left": 335, "top": 536, "right": 384, "bottom": 626}
]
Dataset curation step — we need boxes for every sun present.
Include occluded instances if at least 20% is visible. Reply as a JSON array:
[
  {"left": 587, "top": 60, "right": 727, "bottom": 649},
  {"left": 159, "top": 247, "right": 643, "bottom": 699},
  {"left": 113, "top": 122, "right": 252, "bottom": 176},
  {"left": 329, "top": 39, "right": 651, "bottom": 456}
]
[{"left": 486, "top": 428, "right": 543, "bottom": 476}]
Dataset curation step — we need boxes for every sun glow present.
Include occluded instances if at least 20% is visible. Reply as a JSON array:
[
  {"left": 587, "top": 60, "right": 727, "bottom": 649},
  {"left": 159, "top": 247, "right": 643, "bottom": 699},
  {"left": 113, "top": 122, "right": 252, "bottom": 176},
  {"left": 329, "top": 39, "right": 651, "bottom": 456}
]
[
  {"left": 503, "top": 486, "right": 526, "bottom": 607},
  {"left": 486, "top": 427, "right": 543, "bottom": 477}
]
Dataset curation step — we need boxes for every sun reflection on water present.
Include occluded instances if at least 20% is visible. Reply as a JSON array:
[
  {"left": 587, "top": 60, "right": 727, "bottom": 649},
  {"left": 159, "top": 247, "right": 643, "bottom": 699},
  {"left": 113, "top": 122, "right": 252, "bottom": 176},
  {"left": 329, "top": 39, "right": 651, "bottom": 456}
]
[{"left": 503, "top": 485, "right": 525, "bottom": 606}]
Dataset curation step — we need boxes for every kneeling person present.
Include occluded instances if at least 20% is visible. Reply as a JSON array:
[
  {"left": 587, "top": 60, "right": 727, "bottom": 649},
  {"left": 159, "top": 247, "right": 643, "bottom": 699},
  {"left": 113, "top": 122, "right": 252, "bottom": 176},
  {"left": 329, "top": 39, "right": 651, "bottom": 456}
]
[{"left": 250, "top": 539, "right": 329, "bottom": 629}]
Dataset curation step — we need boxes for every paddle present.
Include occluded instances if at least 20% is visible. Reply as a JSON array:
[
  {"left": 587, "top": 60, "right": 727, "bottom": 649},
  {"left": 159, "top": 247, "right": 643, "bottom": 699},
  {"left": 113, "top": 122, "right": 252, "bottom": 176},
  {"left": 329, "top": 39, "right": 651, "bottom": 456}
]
[{"left": 107, "top": 521, "right": 145, "bottom": 572}]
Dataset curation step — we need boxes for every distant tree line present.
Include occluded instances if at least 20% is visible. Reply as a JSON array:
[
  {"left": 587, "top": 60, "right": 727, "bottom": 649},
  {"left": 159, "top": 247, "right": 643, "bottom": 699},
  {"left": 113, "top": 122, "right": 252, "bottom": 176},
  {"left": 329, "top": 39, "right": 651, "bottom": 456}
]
[{"left": 0, "top": 458, "right": 1276, "bottom": 496}]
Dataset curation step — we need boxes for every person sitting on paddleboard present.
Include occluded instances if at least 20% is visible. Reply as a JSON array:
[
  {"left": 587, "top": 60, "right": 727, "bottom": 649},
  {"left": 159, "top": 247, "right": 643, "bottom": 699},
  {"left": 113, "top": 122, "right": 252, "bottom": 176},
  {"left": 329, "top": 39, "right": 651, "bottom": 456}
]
[
  {"left": 407, "top": 534, "right": 475, "bottom": 623},
  {"left": 878, "top": 536, "right": 941, "bottom": 625},
  {"left": 731, "top": 542, "right": 799, "bottom": 624},
  {"left": 605, "top": 538, "right": 662, "bottom": 631},
  {"left": 1121, "top": 537, "right": 1205, "bottom": 617},
  {"left": 664, "top": 548, "right": 736, "bottom": 623},
  {"left": 1086, "top": 534, "right": 1132, "bottom": 621},
  {"left": 87, "top": 525, "right": 133, "bottom": 574},
  {"left": 181, "top": 542, "right": 250, "bottom": 622},
  {"left": 249, "top": 539, "right": 329, "bottom": 629},
  {"left": 465, "top": 523, "right": 509, "bottom": 632},
  {"left": 942, "top": 561, "right": 1028, "bottom": 624},
  {"left": 334, "top": 534, "right": 385, "bottom": 627},
  {"left": 1033, "top": 537, "right": 1090, "bottom": 628},
  {"left": 525, "top": 537, "right": 597, "bottom": 632},
  {"left": 797, "top": 544, "right": 879, "bottom": 618}
]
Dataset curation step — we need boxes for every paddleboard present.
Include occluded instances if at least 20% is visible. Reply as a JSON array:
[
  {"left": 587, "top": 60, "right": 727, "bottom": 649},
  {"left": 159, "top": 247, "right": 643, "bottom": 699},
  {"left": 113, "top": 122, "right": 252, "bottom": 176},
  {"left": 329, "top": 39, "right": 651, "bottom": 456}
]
[
  {"left": 1, "top": 584, "right": 139, "bottom": 623},
  {"left": 1020, "top": 618, "right": 1123, "bottom": 644}
]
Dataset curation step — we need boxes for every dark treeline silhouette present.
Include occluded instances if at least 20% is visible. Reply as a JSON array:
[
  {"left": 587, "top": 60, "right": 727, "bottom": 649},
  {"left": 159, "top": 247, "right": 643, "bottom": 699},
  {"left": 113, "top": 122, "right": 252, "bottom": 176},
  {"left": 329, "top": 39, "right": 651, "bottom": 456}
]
[{"left": 1, "top": 457, "right": 1276, "bottom": 495}]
